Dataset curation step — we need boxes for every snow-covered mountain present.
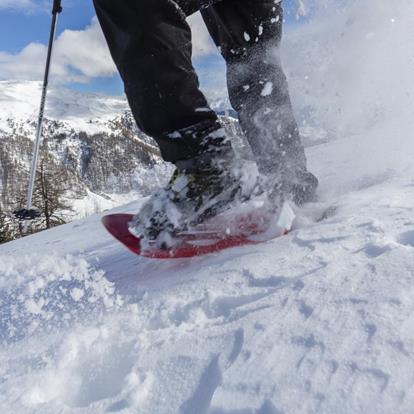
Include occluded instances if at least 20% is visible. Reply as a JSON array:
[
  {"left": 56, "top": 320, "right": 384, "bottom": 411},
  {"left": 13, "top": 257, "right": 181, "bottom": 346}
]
[
  {"left": 0, "top": 81, "right": 164, "bottom": 225},
  {"left": 0, "top": 80, "right": 130, "bottom": 134},
  {"left": 0, "top": 80, "right": 235, "bottom": 135},
  {"left": 1, "top": 0, "right": 414, "bottom": 412},
  {"left": 0, "top": 81, "right": 243, "bottom": 237}
]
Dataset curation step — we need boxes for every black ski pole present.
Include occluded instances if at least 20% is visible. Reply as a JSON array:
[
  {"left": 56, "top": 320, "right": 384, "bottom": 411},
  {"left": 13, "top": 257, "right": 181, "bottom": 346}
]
[{"left": 14, "top": 0, "right": 63, "bottom": 227}]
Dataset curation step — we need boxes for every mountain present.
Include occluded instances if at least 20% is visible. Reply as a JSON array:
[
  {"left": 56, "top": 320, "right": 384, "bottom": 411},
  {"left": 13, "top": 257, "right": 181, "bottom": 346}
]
[
  {"left": 0, "top": 81, "right": 237, "bottom": 134},
  {"left": 0, "top": 81, "right": 245, "bottom": 239},
  {"left": 0, "top": 81, "right": 160, "bottom": 218},
  {"left": 0, "top": 80, "right": 129, "bottom": 133}
]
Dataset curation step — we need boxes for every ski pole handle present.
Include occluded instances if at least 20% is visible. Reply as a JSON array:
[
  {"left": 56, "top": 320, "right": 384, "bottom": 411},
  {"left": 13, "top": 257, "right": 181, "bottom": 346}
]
[{"left": 52, "top": 0, "right": 62, "bottom": 14}]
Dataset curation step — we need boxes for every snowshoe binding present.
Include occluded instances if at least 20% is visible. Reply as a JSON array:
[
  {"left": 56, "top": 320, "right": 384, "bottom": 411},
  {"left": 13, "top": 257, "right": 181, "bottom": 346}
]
[{"left": 130, "top": 156, "right": 261, "bottom": 250}]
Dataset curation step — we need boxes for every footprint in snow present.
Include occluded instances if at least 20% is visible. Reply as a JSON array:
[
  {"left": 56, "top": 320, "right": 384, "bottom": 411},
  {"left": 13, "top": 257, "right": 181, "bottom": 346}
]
[{"left": 397, "top": 230, "right": 414, "bottom": 247}]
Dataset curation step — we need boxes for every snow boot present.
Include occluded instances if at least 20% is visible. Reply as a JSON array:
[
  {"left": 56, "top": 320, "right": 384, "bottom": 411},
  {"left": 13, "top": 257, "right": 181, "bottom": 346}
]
[{"left": 130, "top": 154, "right": 253, "bottom": 247}]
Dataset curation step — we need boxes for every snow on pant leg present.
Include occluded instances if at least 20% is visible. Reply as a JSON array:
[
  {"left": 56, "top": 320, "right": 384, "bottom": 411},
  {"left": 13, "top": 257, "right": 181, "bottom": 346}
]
[
  {"left": 93, "top": 0, "right": 227, "bottom": 163},
  {"left": 201, "top": 0, "right": 308, "bottom": 181}
]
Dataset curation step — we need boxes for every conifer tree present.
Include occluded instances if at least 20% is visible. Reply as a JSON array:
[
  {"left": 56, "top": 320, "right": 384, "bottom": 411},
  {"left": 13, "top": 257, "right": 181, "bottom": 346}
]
[{"left": 32, "top": 152, "right": 72, "bottom": 230}]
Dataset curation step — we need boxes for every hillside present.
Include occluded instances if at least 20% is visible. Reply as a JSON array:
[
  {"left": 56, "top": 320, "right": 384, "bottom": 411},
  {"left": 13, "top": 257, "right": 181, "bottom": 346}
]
[{"left": 0, "top": 82, "right": 244, "bottom": 238}]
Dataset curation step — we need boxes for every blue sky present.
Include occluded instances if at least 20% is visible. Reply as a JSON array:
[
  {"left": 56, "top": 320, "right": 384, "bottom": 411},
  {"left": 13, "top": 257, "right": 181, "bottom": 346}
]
[
  {"left": 0, "top": 0, "right": 304, "bottom": 96},
  {"left": 1, "top": 1, "right": 96, "bottom": 51}
]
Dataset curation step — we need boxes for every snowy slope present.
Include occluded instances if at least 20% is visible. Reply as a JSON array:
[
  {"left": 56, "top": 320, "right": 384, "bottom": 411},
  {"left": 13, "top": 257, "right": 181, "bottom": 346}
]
[
  {"left": 1, "top": 0, "right": 414, "bottom": 413},
  {"left": 1, "top": 126, "right": 414, "bottom": 413}
]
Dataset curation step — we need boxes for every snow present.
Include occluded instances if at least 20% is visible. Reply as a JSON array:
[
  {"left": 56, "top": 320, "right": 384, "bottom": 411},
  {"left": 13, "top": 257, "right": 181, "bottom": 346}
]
[
  {"left": 1, "top": 0, "right": 414, "bottom": 412},
  {"left": 0, "top": 80, "right": 129, "bottom": 135},
  {"left": 2, "top": 145, "right": 414, "bottom": 412},
  {"left": 261, "top": 82, "right": 273, "bottom": 97}
]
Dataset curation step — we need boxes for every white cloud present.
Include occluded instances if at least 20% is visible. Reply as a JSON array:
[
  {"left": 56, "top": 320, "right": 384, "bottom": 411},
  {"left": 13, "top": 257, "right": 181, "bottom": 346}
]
[
  {"left": 0, "top": 43, "right": 46, "bottom": 79},
  {"left": 0, "top": 17, "right": 117, "bottom": 83},
  {"left": 0, "top": 0, "right": 38, "bottom": 12},
  {"left": 53, "top": 17, "right": 117, "bottom": 81},
  {"left": 0, "top": 14, "right": 217, "bottom": 85}
]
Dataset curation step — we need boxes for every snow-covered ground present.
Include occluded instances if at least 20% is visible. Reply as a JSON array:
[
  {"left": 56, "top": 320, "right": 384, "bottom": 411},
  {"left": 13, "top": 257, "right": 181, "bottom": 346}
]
[{"left": 1, "top": 0, "right": 414, "bottom": 412}]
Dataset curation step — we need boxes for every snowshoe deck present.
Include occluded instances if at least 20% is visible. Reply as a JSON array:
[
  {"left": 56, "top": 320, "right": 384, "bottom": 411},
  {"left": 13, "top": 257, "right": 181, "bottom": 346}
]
[{"left": 102, "top": 202, "right": 295, "bottom": 259}]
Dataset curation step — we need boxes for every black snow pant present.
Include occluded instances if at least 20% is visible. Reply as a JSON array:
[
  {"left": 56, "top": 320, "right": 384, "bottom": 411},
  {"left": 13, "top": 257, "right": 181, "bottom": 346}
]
[{"left": 93, "top": 0, "right": 307, "bottom": 179}]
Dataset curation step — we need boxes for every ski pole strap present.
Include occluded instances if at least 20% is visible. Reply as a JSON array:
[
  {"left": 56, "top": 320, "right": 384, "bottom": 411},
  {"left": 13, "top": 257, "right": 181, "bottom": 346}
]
[{"left": 52, "top": 0, "right": 62, "bottom": 14}]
